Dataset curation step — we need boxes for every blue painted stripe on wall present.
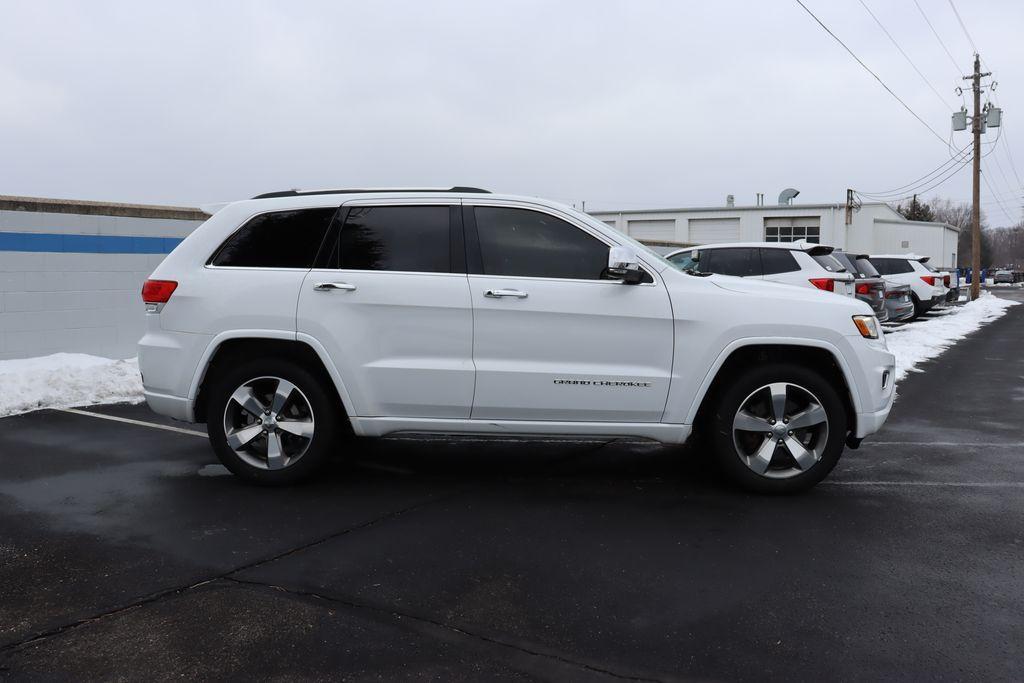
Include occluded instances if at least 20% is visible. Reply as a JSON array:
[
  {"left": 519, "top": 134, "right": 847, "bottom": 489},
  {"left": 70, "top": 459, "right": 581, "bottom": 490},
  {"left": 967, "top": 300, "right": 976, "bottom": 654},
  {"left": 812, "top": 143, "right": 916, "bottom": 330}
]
[{"left": 0, "top": 231, "right": 183, "bottom": 254}]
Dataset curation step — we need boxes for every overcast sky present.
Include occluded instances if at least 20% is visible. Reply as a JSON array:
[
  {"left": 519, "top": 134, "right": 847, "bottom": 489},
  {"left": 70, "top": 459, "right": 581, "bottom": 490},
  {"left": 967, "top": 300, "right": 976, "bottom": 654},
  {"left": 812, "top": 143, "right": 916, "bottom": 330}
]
[{"left": 2, "top": 1, "right": 1021, "bottom": 225}]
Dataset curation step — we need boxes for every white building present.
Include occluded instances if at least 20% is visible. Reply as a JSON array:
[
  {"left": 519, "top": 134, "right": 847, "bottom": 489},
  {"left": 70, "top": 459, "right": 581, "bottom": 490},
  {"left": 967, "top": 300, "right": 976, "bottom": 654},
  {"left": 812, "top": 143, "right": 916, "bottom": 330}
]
[
  {"left": 0, "top": 195, "right": 207, "bottom": 360},
  {"left": 591, "top": 200, "right": 960, "bottom": 268}
]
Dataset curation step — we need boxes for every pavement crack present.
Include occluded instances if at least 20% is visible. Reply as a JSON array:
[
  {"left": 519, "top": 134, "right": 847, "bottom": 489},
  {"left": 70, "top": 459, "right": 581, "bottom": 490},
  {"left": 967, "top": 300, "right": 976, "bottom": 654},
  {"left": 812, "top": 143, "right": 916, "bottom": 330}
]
[
  {"left": 0, "top": 491, "right": 461, "bottom": 657},
  {"left": 222, "top": 575, "right": 668, "bottom": 683}
]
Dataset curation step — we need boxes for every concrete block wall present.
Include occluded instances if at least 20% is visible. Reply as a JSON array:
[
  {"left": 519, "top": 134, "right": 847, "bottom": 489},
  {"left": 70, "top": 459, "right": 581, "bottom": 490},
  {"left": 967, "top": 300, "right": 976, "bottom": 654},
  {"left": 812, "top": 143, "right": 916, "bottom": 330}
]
[{"left": 0, "top": 197, "right": 207, "bottom": 360}]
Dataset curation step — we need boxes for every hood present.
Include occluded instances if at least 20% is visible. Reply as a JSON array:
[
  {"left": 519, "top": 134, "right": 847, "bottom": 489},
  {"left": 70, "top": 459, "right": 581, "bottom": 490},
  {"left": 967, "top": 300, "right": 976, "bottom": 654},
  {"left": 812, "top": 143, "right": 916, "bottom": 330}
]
[{"left": 708, "top": 274, "right": 861, "bottom": 307}]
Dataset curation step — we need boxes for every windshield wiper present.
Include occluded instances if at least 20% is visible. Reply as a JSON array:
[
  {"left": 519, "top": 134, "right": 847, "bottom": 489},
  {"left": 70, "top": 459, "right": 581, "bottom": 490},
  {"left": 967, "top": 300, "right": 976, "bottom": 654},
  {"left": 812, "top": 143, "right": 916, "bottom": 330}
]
[{"left": 684, "top": 268, "right": 712, "bottom": 277}]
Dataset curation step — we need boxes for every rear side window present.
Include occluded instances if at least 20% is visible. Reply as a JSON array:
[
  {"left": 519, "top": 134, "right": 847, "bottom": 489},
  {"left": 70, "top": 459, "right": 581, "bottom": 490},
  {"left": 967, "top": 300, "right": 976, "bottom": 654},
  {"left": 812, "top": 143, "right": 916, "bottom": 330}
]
[
  {"left": 474, "top": 207, "right": 608, "bottom": 280},
  {"left": 701, "top": 248, "right": 758, "bottom": 277},
  {"left": 760, "top": 248, "right": 799, "bottom": 275},
  {"left": 336, "top": 206, "right": 450, "bottom": 272},
  {"left": 210, "top": 208, "right": 336, "bottom": 268},
  {"left": 872, "top": 258, "right": 914, "bottom": 275},
  {"left": 811, "top": 254, "right": 846, "bottom": 273}
]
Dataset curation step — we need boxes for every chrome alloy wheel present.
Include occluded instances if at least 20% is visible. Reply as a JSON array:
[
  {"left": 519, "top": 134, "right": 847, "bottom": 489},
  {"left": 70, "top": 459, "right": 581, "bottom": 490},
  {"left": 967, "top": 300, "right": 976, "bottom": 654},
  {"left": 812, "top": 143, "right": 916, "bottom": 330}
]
[
  {"left": 732, "top": 382, "right": 829, "bottom": 480},
  {"left": 222, "top": 376, "right": 315, "bottom": 471}
]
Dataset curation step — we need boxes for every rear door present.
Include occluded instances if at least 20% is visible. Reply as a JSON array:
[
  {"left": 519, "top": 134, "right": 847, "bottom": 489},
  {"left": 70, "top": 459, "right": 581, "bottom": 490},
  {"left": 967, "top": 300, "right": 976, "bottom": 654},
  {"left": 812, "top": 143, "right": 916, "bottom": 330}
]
[
  {"left": 465, "top": 203, "right": 674, "bottom": 422},
  {"left": 699, "top": 247, "right": 759, "bottom": 278},
  {"left": 296, "top": 201, "right": 475, "bottom": 418},
  {"left": 759, "top": 248, "right": 802, "bottom": 286}
]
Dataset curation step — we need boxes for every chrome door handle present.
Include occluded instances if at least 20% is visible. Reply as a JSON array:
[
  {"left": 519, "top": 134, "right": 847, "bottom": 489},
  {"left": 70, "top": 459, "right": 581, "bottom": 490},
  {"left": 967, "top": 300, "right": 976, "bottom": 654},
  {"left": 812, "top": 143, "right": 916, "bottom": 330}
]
[
  {"left": 484, "top": 289, "right": 528, "bottom": 299},
  {"left": 314, "top": 282, "right": 357, "bottom": 292}
]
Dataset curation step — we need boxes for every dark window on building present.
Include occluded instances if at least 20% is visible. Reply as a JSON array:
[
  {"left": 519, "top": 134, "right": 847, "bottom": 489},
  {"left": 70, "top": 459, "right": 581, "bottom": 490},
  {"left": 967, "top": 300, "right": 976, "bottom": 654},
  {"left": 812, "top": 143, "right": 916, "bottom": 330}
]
[
  {"left": 760, "top": 248, "right": 800, "bottom": 275},
  {"left": 871, "top": 257, "right": 915, "bottom": 275},
  {"left": 702, "top": 248, "right": 758, "bottom": 277},
  {"left": 210, "top": 208, "right": 336, "bottom": 268},
  {"left": 474, "top": 207, "right": 609, "bottom": 279},
  {"left": 336, "top": 206, "right": 451, "bottom": 272}
]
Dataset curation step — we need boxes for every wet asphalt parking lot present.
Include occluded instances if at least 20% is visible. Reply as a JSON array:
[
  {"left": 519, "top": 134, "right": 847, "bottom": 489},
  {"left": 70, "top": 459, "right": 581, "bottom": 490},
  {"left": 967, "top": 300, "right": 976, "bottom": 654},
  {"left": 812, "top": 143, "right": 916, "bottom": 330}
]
[{"left": 1, "top": 291, "right": 1022, "bottom": 681}]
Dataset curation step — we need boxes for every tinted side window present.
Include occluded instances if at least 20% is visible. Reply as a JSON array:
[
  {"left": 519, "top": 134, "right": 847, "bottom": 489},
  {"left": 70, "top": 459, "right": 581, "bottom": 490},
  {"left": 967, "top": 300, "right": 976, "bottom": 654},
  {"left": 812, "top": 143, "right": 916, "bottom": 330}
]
[
  {"left": 872, "top": 258, "right": 914, "bottom": 275},
  {"left": 475, "top": 207, "right": 608, "bottom": 279},
  {"left": 211, "top": 208, "right": 336, "bottom": 268},
  {"left": 760, "top": 248, "right": 800, "bottom": 275},
  {"left": 704, "top": 248, "right": 757, "bottom": 277},
  {"left": 338, "top": 206, "right": 450, "bottom": 272}
]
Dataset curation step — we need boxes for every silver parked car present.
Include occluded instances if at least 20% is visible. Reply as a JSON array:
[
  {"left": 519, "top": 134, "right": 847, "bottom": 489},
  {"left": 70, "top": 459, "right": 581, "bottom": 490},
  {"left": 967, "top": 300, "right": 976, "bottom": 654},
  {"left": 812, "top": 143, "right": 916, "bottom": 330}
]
[
  {"left": 994, "top": 269, "right": 1014, "bottom": 284},
  {"left": 883, "top": 284, "right": 915, "bottom": 322},
  {"left": 832, "top": 251, "right": 888, "bottom": 322}
]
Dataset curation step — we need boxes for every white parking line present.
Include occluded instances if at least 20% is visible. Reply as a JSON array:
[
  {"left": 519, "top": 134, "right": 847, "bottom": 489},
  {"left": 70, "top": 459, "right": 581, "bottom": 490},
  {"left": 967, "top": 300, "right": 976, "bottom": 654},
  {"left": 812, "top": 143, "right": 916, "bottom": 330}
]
[
  {"left": 825, "top": 481, "right": 1024, "bottom": 488},
  {"left": 866, "top": 441, "right": 1024, "bottom": 447},
  {"left": 57, "top": 408, "right": 207, "bottom": 438}
]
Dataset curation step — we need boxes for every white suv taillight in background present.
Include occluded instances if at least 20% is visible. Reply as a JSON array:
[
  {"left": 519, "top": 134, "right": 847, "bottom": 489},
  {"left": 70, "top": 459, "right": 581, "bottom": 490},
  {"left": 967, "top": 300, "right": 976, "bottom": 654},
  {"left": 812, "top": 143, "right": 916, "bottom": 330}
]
[{"left": 142, "top": 279, "right": 177, "bottom": 312}]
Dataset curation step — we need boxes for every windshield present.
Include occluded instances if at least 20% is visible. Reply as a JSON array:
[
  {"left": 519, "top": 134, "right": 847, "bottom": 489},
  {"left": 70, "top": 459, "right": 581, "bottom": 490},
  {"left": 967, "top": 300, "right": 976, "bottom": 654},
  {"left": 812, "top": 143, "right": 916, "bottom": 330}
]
[
  {"left": 812, "top": 253, "right": 846, "bottom": 273},
  {"left": 853, "top": 257, "right": 880, "bottom": 278},
  {"left": 667, "top": 250, "right": 697, "bottom": 271},
  {"left": 830, "top": 252, "right": 858, "bottom": 276}
]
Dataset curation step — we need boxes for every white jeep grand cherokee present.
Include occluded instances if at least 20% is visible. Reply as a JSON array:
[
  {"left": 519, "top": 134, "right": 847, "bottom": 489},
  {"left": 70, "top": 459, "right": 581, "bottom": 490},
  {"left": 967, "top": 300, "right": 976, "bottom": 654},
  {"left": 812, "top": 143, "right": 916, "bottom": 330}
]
[{"left": 139, "top": 188, "right": 895, "bottom": 493}]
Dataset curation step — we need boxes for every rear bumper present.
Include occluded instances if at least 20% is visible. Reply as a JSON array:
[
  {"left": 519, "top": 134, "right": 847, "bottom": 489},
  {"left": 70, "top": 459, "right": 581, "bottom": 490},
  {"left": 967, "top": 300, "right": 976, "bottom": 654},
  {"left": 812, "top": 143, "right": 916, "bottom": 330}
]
[{"left": 143, "top": 390, "right": 194, "bottom": 422}]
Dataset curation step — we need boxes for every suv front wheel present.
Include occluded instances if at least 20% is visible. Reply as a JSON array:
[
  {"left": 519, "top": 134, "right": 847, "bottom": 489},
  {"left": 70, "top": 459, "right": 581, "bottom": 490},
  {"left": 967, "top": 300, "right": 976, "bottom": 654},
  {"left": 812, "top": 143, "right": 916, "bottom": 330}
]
[
  {"left": 206, "top": 357, "right": 342, "bottom": 484},
  {"left": 710, "top": 363, "right": 848, "bottom": 493}
]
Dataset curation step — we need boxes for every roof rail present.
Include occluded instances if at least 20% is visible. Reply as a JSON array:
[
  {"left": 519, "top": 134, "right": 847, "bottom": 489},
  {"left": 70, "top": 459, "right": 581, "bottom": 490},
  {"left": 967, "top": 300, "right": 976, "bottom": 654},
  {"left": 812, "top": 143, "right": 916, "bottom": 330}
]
[{"left": 251, "top": 186, "right": 490, "bottom": 199}]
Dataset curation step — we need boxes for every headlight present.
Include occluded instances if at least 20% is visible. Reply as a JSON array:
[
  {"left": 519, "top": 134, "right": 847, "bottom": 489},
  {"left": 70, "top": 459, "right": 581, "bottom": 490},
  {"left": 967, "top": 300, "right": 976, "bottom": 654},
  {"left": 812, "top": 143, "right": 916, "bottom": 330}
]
[{"left": 852, "top": 315, "right": 879, "bottom": 339}]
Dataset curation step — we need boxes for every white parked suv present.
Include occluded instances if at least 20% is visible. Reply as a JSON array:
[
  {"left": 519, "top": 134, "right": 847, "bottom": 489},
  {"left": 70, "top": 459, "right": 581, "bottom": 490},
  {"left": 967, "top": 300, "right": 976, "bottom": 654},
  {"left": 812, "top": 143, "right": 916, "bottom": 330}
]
[
  {"left": 665, "top": 242, "right": 857, "bottom": 297},
  {"left": 869, "top": 254, "right": 949, "bottom": 319},
  {"left": 139, "top": 188, "right": 895, "bottom": 493}
]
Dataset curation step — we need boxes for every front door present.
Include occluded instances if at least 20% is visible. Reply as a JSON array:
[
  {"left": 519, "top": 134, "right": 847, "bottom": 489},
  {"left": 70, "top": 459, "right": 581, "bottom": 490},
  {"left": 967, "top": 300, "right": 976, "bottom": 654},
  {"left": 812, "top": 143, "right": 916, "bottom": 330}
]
[
  {"left": 465, "top": 204, "right": 674, "bottom": 422},
  {"left": 296, "top": 203, "right": 474, "bottom": 418}
]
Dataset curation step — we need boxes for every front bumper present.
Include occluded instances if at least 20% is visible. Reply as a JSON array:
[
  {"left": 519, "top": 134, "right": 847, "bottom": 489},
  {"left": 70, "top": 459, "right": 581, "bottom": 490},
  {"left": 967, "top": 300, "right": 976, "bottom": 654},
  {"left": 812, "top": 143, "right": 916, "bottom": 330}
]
[{"left": 842, "top": 335, "right": 897, "bottom": 439}]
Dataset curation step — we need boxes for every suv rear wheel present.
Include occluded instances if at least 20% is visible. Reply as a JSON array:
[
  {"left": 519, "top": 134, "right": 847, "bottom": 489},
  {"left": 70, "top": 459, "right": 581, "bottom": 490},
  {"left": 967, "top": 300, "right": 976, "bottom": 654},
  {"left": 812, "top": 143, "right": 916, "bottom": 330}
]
[
  {"left": 709, "top": 363, "right": 847, "bottom": 493},
  {"left": 206, "top": 357, "right": 342, "bottom": 484}
]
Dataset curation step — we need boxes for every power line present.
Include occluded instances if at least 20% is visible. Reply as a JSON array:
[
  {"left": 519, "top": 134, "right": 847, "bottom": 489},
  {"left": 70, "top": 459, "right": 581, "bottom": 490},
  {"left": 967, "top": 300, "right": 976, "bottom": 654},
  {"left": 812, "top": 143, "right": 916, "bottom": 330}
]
[
  {"left": 912, "top": 0, "right": 962, "bottom": 75},
  {"left": 856, "top": 153, "right": 972, "bottom": 203},
  {"left": 857, "top": 0, "right": 953, "bottom": 109},
  {"left": 793, "top": 0, "right": 949, "bottom": 146},
  {"left": 858, "top": 143, "right": 971, "bottom": 197},
  {"left": 946, "top": 0, "right": 978, "bottom": 54},
  {"left": 981, "top": 167, "right": 1014, "bottom": 224}
]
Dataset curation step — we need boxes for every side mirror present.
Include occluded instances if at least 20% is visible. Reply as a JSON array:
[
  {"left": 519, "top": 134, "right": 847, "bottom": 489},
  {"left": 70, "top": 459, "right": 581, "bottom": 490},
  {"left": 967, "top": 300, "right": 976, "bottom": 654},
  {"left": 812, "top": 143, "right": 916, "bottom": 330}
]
[{"left": 608, "top": 246, "right": 644, "bottom": 284}]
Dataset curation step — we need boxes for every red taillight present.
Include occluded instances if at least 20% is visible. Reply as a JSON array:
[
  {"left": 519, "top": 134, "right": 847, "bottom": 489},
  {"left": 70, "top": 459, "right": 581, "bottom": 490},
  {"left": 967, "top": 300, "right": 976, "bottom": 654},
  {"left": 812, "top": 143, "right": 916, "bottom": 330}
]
[
  {"left": 943, "top": 274, "right": 950, "bottom": 287},
  {"left": 809, "top": 278, "right": 835, "bottom": 292},
  {"left": 920, "top": 275, "right": 936, "bottom": 286},
  {"left": 142, "top": 279, "right": 177, "bottom": 304},
  {"left": 855, "top": 282, "right": 870, "bottom": 295}
]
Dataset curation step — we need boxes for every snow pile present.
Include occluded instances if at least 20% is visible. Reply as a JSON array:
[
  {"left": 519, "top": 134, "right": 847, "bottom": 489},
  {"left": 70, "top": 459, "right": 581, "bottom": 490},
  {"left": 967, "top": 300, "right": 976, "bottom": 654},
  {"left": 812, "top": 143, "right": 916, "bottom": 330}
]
[
  {"left": 886, "top": 293, "right": 1018, "bottom": 382},
  {"left": 0, "top": 353, "right": 144, "bottom": 417}
]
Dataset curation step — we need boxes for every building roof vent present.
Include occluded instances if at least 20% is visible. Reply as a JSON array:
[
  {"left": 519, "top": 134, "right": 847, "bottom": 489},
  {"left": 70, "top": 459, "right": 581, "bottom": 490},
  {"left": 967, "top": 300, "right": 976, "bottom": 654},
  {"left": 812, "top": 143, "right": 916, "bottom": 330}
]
[
  {"left": 778, "top": 188, "right": 800, "bottom": 205},
  {"left": 726, "top": 194, "right": 735, "bottom": 207}
]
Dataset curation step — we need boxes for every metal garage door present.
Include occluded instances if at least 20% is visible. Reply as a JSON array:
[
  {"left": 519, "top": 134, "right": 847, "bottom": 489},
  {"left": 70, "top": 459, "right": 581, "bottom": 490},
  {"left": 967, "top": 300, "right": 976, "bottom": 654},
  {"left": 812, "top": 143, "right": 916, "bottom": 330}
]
[
  {"left": 626, "top": 219, "right": 676, "bottom": 241},
  {"left": 688, "top": 217, "right": 740, "bottom": 244}
]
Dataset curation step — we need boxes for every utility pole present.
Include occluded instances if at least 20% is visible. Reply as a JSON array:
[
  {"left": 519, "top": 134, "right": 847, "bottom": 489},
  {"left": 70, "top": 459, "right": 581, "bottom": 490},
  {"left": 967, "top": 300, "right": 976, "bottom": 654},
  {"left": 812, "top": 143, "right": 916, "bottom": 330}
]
[{"left": 966, "top": 54, "right": 990, "bottom": 301}]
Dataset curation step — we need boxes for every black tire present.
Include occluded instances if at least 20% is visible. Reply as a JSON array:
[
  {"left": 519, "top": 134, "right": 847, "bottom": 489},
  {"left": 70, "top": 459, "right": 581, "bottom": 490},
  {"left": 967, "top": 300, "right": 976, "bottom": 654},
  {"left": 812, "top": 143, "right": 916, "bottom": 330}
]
[
  {"left": 910, "top": 293, "right": 925, "bottom": 320},
  {"left": 205, "top": 356, "right": 343, "bottom": 484},
  {"left": 709, "top": 362, "right": 848, "bottom": 494}
]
